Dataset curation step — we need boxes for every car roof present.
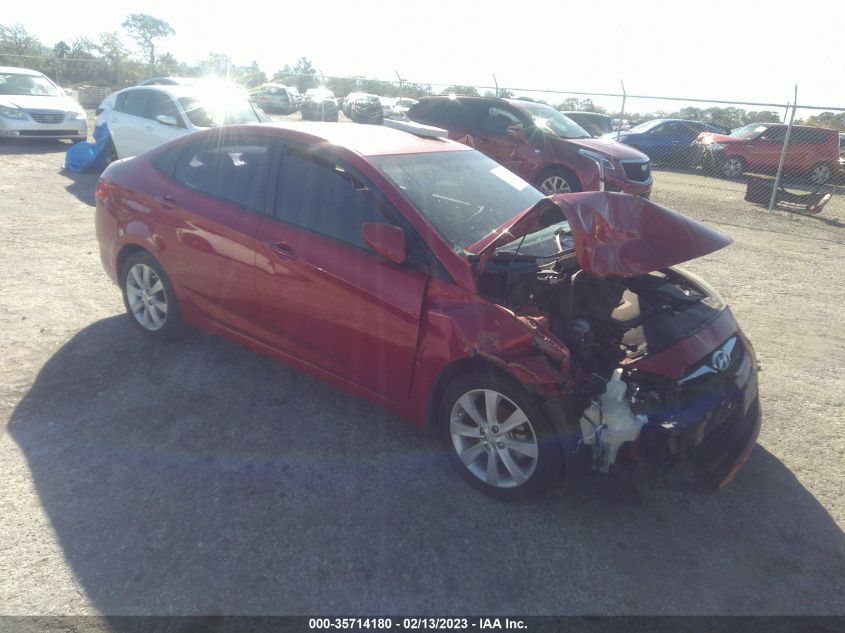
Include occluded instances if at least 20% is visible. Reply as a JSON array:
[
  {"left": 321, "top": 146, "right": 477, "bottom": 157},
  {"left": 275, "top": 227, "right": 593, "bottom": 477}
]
[
  {"left": 0, "top": 66, "right": 45, "bottom": 76},
  {"left": 259, "top": 121, "right": 470, "bottom": 157},
  {"left": 117, "top": 84, "right": 231, "bottom": 98}
]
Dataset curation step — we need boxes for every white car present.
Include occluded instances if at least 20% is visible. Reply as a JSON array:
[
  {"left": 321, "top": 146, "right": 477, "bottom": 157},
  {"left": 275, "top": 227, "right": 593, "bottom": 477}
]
[
  {"left": 105, "top": 84, "right": 270, "bottom": 158},
  {"left": 0, "top": 66, "right": 87, "bottom": 141}
]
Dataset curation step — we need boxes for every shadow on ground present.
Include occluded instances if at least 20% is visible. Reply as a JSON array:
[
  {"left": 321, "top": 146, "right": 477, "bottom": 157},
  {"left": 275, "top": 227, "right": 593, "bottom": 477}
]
[
  {"left": 8, "top": 317, "right": 845, "bottom": 617},
  {"left": 59, "top": 168, "right": 99, "bottom": 207},
  {"left": 0, "top": 138, "right": 72, "bottom": 155}
]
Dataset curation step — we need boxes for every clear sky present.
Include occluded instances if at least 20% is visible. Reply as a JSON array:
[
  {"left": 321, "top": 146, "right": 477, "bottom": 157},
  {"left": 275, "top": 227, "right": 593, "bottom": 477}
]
[{"left": 5, "top": 0, "right": 844, "bottom": 115}]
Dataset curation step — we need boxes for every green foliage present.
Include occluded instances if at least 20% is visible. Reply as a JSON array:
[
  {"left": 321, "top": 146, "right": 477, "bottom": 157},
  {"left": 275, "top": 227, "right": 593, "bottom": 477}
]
[
  {"left": 272, "top": 57, "right": 318, "bottom": 92},
  {"left": 439, "top": 85, "right": 479, "bottom": 96},
  {"left": 799, "top": 111, "right": 845, "bottom": 132},
  {"left": 483, "top": 89, "right": 514, "bottom": 98},
  {"left": 121, "top": 13, "right": 175, "bottom": 75},
  {"left": 554, "top": 97, "right": 606, "bottom": 113}
]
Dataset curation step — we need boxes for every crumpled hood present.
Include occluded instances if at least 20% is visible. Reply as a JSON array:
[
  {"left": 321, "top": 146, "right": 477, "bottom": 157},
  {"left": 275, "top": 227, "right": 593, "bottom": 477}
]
[
  {"left": 696, "top": 132, "right": 743, "bottom": 144},
  {"left": 0, "top": 94, "right": 82, "bottom": 113},
  {"left": 467, "top": 192, "right": 732, "bottom": 278}
]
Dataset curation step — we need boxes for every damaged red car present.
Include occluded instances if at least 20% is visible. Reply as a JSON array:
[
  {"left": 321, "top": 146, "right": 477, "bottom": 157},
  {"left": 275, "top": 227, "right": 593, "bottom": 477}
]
[{"left": 95, "top": 120, "right": 761, "bottom": 499}]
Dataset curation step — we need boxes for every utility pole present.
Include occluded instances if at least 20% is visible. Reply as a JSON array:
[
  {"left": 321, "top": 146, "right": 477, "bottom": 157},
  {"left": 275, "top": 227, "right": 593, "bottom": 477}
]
[
  {"left": 395, "top": 69, "right": 405, "bottom": 99},
  {"left": 769, "top": 85, "right": 798, "bottom": 212}
]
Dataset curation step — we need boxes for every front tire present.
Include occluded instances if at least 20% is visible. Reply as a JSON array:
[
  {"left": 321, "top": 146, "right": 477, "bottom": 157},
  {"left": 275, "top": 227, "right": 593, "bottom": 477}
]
[
  {"left": 721, "top": 156, "right": 746, "bottom": 179},
  {"left": 120, "top": 251, "right": 183, "bottom": 339},
  {"left": 535, "top": 167, "right": 582, "bottom": 195},
  {"left": 438, "top": 371, "right": 564, "bottom": 499}
]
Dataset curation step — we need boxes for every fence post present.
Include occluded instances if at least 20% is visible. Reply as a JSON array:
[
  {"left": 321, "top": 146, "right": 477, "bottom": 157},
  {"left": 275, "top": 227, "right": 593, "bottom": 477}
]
[
  {"left": 768, "top": 85, "right": 798, "bottom": 212},
  {"left": 616, "top": 80, "right": 626, "bottom": 139},
  {"left": 493, "top": 73, "right": 499, "bottom": 98}
]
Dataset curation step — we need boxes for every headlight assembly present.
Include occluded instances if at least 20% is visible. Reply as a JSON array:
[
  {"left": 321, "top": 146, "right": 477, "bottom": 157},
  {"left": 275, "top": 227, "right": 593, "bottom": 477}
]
[
  {"left": 578, "top": 148, "right": 616, "bottom": 172},
  {"left": 0, "top": 105, "right": 29, "bottom": 120}
]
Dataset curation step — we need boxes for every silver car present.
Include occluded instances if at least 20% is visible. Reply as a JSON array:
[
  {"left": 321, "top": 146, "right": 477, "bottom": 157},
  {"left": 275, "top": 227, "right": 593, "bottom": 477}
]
[{"left": 0, "top": 66, "right": 87, "bottom": 141}]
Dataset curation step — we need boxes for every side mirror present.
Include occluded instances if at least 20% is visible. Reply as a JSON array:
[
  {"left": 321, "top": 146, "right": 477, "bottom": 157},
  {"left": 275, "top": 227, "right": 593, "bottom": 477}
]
[
  {"left": 156, "top": 114, "right": 179, "bottom": 126},
  {"left": 362, "top": 223, "right": 406, "bottom": 264}
]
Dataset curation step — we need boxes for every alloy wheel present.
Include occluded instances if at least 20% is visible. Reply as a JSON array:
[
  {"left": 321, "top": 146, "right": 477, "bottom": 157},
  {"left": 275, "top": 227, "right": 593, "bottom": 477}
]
[
  {"left": 125, "top": 263, "right": 168, "bottom": 331},
  {"left": 449, "top": 389, "right": 539, "bottom": 488},
  {"left": 810, "top": 163, "right": 831, "bottom": 185},
  {"left": 539, "top": 175, "right": 573, "bottom": 194},
  {"left": 722, "top": 157, "right": 745, "bottom": 178}
]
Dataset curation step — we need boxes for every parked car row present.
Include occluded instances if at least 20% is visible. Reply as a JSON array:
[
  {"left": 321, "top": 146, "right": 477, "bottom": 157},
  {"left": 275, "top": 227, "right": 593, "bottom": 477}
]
[{"left": 248, "top": 83, "right": 302, "bottom": 115}]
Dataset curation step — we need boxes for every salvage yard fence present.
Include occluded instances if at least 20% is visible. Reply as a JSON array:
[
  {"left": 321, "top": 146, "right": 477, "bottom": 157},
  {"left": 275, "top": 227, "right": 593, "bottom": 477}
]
[{"left": 4, "top": 52, "right": 844, "bottom": 212}]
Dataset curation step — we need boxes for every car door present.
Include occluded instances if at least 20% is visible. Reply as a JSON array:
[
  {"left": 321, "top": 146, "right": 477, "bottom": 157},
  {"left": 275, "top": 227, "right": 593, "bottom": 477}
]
[
  {"left": 109, "top": 89, "right": 152, "bottom": 158},
  {"left": 253, "top": 145, "right": 428, "bottom": 405},
  {"left": 143, "top": 90, "right": 189, "bottom": 152},
  {"left": 470, "top": 104, "right": 532, "bottom": 177},
  {"left": 151, "top": 131, "right": 275, "bottom": 333}
]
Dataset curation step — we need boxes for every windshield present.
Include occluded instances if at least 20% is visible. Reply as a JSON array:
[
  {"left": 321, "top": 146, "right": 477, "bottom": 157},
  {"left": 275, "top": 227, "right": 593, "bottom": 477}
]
[
  {"left": 730, "top": 123, "right": 770, "bottom": 139},
  {"left": 0, "top": 72, "right": 62, "bottom": 96},
  {"left": 178, "top": 96, "right": 262, "bottom": 127},
  {"left": 519, "top": 104, "right": 591, "bottom": 139},
  {"left": 371, "top": 150, "right": 544, "bottom": 252}
]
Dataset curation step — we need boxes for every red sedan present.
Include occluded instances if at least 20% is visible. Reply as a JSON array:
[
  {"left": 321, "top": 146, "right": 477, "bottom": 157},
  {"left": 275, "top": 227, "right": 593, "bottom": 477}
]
[{"left": 95, "top": 121, "right": 761, "bottom": 499}]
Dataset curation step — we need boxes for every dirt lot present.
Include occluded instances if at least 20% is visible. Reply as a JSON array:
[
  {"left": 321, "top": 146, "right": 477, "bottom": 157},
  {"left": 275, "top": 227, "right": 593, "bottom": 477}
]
[{"left": 1, "top": 116, "right": 844, "bottom": 616}]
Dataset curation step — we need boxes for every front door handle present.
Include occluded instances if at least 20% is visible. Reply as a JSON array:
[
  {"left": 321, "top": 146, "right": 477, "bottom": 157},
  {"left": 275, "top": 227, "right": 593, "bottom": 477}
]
[
  {"left": 145, "top": 126, "right": 154, "bottom": 133},
  {"left": 266, "top": 241, "right": 297, "bottom": 259}
]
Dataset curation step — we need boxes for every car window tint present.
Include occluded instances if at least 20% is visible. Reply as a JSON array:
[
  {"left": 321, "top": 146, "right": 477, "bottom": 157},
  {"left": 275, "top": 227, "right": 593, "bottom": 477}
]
[
  {"left": 274, "top": 149, "right": 387, "bottom": 248},
  {"left": 146, "top": 91, "right": 183, "bottom": 124},
  {"left": 122, "top": 90, "right": 149, "bottom": 117},
  {"left": 171, "top": 136, "right": 272, "bottom": 211},
  {"left": 762, "top": 127, "right": 786, "bottom": 142}
]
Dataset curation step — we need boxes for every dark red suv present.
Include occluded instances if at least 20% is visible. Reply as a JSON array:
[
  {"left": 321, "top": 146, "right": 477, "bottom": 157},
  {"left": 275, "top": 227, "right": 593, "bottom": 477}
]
[{"left": 408, "top": 96, "right": 652, "bottom": 197}]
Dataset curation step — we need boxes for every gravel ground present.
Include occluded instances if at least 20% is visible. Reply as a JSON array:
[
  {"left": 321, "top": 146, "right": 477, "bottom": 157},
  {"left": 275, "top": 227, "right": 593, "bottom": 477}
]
[{"left": 0, "top": 117, "right": 843, "bottom": 617}]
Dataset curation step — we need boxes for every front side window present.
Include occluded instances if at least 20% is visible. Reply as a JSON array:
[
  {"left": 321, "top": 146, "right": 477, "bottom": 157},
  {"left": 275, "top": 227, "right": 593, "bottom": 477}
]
[
  {"left": 274, "top": 149, "right": 388, "bottom": 249},
  {"left": 178, "top": 96, "right": 262, "bottom": 127},
  {"left": 146, "top": 92, "right": 184, "bottom": 125},
  {"left": 170, "top": 135, "right": 272, "bottom": 211},
  {"left": 372, "top": 149, "right": 544, "bottom": 252},
  {"left": 518, "top": 103, "right": 591, "bottom": 139}
]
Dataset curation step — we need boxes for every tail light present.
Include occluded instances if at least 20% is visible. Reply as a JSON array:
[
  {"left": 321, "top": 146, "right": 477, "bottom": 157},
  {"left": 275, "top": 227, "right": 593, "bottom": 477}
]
[{"left": 95, "top": 180, "right": 111, "bottom": 200}]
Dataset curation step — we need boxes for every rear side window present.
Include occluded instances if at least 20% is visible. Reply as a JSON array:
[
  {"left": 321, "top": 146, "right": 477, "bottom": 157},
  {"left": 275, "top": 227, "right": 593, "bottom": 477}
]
[
  {"left": 273, "top": 149, "right": 388, "bottom": 249},
  {"left": 792, "top": 128, "right": 830, "bottom": 145},
  {"left": 117, "top": 90, "right": 150, "bottom": 117},
  {"left": 411, "top": 100, "right": 476, "bottom": 129},
  {"left": 170, "top": 135, "right": 273, "bottom": 211}
]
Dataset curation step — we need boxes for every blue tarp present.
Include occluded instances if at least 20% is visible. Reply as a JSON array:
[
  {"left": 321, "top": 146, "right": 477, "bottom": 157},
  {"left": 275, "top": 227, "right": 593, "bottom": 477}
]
[{"left": 64, "top": 123, "right": 113, "bottom": 173}]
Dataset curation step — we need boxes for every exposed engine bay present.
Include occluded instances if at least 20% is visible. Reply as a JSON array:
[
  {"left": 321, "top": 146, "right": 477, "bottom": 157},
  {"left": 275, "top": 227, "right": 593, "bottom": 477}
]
[{"left": 473, "top": 229, "right": 729, "bottom": 474}]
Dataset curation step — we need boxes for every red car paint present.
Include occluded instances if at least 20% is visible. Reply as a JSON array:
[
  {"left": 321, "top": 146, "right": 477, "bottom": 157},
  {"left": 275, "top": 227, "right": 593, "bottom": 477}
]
[
  {"left": 468, "top": 192, "right": 733, "bottom": 279},
  {"left": 696, "top": 123, "right": 839, "bottom": 176},
  {"left": 96, "top": 122, "right": 758, "bottom": 489}
]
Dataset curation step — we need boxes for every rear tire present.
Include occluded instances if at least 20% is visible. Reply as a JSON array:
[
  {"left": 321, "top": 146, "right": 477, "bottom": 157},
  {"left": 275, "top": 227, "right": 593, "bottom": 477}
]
[
  {"left": 120, "top": 251, "right": 183, "bottom": 340},
  {"left": 438, "top": 370, "right": 564, "bottom": 499},
  {"left": 809, "top": 162, "right": 832, "bottom": 185}
]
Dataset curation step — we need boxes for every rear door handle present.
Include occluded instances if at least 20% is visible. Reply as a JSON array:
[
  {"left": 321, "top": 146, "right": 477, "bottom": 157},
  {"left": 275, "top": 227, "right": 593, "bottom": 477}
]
[
  {"left": 145, "top": 126, "right": 154, "bottom": 133},
  {"left": 266, "top": 241, "right": 297, "bottom": 259},
  {"left": 158, "top": 195, "right": 177, "bottom": 209}
]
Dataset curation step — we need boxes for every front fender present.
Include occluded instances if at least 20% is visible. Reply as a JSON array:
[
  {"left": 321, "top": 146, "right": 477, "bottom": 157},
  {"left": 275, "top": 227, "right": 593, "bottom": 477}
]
[{"left": 405, "top": 279, "right": 572, "bottom": 426}]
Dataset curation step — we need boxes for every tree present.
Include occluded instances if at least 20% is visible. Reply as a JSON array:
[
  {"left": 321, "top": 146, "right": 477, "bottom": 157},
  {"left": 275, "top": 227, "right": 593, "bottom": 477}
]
[
  {"left": 272, "top": 57, "right": 318, "bottom": 92},
  {"left": 483, "top": 88, "right": 514, "bottom": 98},
  {"left": 800, "top": 111, "right": 845, "bottom": 132},
  {"left": 439, "top": 85, "right": 479, "bottom": 96},
  {"left": 121, "top": 13, "right": 175, "bottom": 76},
  {"left": 97, "top": 32, "right": 128, "bottom": 86}
]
